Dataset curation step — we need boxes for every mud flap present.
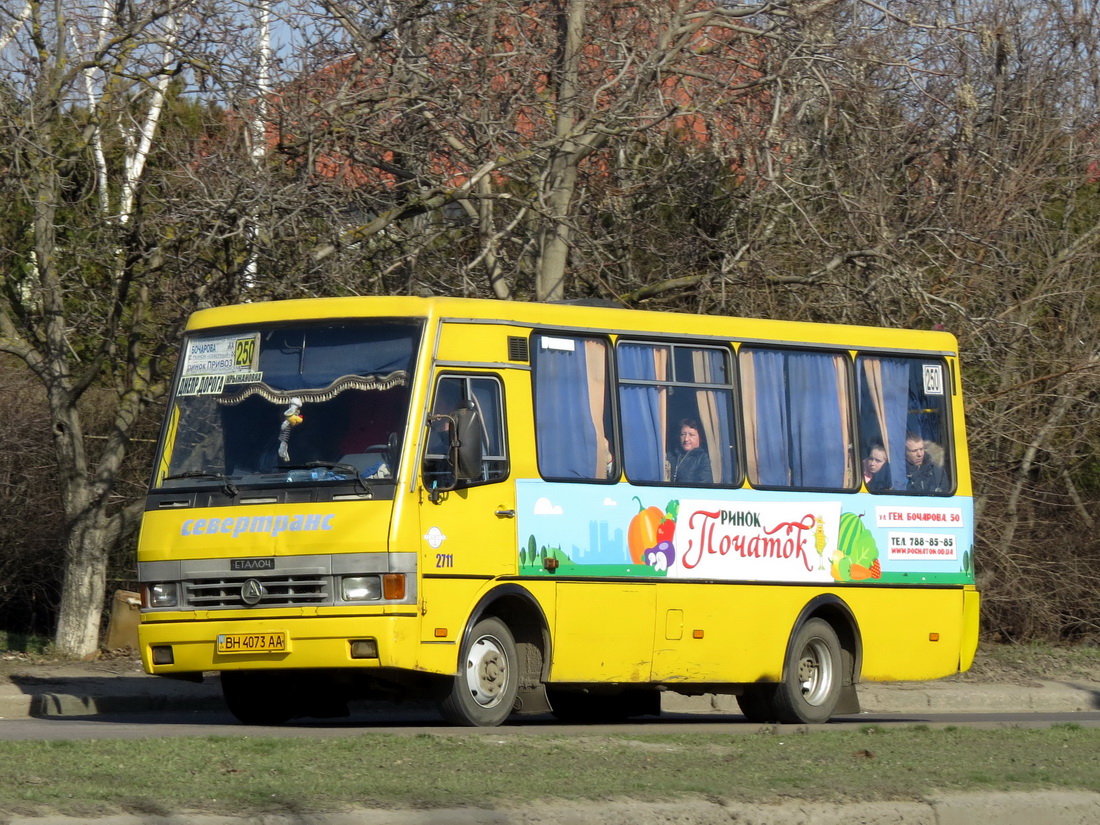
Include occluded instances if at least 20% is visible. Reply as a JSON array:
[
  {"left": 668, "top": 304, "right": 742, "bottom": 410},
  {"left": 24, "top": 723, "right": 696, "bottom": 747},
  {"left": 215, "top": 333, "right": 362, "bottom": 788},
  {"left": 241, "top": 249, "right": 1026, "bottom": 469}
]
[
  {"left": 513, "top": 682, "right": 552, "bottom": 714},
  {"left": 836, "top": 648, "right": 861, "bottom": 714},
  {"left": 835, "top": 682, "right": 861, "bottom": 714}
]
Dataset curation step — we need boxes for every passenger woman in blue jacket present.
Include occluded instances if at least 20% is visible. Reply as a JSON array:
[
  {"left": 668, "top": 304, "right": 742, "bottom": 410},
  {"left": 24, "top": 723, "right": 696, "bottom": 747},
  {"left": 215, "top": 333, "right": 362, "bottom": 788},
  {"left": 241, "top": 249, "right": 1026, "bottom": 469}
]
[{"left": 667, "top": 418, "right": 712, "bottom": 484}]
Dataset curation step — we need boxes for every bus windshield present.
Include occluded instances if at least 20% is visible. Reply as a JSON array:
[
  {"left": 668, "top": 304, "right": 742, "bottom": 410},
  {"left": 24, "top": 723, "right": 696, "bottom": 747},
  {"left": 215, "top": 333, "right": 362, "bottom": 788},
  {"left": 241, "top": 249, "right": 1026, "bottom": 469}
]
[{"left": 155, "top": 321, "right": 421, "bottom": 489}]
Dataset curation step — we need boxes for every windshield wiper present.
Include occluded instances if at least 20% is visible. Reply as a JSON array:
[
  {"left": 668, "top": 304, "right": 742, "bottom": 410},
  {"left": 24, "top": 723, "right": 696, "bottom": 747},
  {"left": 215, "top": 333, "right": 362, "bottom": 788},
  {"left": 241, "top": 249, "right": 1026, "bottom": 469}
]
[
  {"left": 163, "top": 471, "right": 238, "bottom": 497},
  {"left": 279, "top": 461, "right": 371, "bottom": 495}
]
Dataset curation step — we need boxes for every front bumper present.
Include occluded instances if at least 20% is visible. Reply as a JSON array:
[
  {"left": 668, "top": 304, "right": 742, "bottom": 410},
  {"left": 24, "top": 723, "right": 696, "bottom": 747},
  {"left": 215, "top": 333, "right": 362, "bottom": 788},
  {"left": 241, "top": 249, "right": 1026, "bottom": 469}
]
[{"left": 138, "top": 614, "right": 437, "bottom": 675}]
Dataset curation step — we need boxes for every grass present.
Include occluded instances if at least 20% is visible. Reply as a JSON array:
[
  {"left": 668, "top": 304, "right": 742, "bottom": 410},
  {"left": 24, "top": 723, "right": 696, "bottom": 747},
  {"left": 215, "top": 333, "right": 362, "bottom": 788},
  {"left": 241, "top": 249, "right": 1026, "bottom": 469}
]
[
  {"left": 1, "top": 726, "right": 1099, "bottom": 818},
  {"left": 0, "top": 631, "right": 52, "bottom": 657}
]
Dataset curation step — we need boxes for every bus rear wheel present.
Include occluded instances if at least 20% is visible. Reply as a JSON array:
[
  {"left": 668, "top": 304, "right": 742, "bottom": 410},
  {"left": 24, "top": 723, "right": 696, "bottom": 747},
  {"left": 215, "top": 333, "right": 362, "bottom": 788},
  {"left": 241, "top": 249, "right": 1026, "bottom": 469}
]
[
  {"left": 439, "top": 617, "right": 519, "bottom": 727},
  {"left": 772, "top": 618, "right": 842, "bottom": 724}
]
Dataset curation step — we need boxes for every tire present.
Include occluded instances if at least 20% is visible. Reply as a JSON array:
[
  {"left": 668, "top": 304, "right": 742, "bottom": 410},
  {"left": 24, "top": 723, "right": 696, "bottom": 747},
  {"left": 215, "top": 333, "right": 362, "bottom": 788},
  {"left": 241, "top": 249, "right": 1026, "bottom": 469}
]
[
  {"left": 771, "top": 618, "right": 843, "bottom": 724},
  {"left": 439, "top": 617, "right": 519, "bottom": 727},
  {"left": 221, "top": 670, "right": 295, "bottom": 725}
]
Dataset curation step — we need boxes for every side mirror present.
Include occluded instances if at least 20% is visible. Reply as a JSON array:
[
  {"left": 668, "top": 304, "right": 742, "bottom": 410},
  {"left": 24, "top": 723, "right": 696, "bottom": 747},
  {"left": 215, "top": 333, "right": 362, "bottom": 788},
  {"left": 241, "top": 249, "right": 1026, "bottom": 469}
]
[{"left": 450, "top": 400, "right": 484, "bottom": 482}]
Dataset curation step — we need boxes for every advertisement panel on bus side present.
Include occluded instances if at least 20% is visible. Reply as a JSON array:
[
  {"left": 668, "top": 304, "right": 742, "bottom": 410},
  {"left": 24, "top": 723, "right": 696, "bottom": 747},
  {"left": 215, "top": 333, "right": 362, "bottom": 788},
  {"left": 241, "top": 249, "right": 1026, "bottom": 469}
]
[{"left": 515, "top": 479, "right": 974, "bottom": 586}]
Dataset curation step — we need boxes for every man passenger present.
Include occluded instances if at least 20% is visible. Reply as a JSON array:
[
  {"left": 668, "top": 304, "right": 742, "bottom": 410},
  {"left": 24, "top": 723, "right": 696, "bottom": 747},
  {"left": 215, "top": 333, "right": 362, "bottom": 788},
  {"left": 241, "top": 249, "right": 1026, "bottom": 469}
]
[{"left": 905, "top": 432, "right": 947, "bottom": 494}]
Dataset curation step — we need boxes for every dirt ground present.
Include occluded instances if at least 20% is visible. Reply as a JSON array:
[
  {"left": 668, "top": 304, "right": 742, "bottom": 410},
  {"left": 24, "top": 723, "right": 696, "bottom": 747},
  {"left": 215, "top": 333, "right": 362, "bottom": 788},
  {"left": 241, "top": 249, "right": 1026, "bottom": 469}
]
[
  {"left": 948, "top": 643, "right": 1100, "bottom": 685},
  {"left": 0, "top": 648, "right": 148, "bottom": 682}
]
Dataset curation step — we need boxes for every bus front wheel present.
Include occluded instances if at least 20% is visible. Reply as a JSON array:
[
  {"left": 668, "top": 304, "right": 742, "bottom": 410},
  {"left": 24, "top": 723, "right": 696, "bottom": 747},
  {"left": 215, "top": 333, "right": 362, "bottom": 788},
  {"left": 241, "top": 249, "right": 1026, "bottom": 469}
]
[
  {"left": 772, "top": 618, "right": 843, "bottom": 724},
  {"left": 439, "top": 617, "right": 519, "bottom": 727}
]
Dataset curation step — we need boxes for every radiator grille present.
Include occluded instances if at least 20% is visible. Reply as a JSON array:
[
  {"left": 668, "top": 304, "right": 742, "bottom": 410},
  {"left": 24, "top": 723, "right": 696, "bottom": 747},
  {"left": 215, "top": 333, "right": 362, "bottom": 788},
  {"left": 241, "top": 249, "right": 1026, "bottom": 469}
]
[{"left": 186, "top": 575, "right": 329, "bottom": 608}]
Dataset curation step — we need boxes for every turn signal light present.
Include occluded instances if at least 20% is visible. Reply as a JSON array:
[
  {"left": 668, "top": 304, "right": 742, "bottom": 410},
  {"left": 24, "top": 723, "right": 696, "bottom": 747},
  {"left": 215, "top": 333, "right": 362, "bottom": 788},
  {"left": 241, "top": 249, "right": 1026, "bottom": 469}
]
[{"left": 382, "top": 574, "right": 406, "bottom": 601}]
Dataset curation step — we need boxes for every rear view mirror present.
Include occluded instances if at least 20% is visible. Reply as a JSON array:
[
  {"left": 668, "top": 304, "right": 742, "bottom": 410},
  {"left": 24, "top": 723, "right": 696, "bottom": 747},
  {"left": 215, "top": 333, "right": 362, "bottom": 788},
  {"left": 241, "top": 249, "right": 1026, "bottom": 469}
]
[
  {"left": 425, "top": 400, "right": 484, "bottom": 503},
  {"left": 450, "top": 400, "right": 484, "bottom": 481}
]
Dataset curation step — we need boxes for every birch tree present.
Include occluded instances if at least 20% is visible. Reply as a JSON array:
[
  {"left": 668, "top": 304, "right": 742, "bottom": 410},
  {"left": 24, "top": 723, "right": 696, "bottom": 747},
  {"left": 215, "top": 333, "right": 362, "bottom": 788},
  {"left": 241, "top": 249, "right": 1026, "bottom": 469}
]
[{"left": 0, "top": 0, "right": 260, "bottom": 656}]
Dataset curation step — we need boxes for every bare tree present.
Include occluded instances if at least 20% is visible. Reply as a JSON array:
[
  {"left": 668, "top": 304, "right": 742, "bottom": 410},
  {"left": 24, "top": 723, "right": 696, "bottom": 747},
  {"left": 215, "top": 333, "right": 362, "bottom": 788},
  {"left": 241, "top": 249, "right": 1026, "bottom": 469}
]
[
  {"left": 0, "top": 0, "right": 267, "bottom": 655},
  {"left": 4, "top": 0, "right": 1100, "bottom": 652},
  {"left": 683, "top": 0, "right": 1100, "bottom": 638},
  {"left": 253, "top": 0, "right": 829, "bottom": 301}
]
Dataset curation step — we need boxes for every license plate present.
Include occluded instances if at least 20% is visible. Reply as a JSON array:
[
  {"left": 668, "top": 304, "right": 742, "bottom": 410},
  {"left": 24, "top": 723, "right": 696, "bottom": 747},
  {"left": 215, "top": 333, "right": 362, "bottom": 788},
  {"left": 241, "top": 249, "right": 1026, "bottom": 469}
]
[{"left": 216, "top": 632, "right": 287, "bottom": 654}]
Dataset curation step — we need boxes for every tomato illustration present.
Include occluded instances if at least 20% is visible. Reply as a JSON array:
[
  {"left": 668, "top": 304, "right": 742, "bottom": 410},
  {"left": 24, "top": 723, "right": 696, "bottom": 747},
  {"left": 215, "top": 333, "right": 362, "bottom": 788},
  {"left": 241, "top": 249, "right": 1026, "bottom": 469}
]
[{"left": 656, "top": 517, "right": 676, "bottom": 545}]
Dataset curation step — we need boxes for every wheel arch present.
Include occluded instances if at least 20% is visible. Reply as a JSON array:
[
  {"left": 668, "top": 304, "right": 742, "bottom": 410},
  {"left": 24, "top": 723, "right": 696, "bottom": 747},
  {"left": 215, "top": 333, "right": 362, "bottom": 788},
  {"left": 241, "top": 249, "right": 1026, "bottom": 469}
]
[
  {"left": 463, "top": 584, "right": 552, "bottom": 712},
  {"left": 783, "top": 594, "right": 863, "bottom": 714}
]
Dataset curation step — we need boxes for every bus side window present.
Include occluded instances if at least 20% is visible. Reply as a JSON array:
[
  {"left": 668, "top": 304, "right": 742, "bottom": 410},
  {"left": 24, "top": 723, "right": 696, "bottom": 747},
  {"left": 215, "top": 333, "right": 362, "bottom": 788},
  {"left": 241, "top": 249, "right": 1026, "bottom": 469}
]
[
  {"left": 532, "top": 335, "right": 613, "bottom": 481},
  {"left": 857, "top": 356, "right": 952, "bottom": 495},
  {"left": 740, "top": 347, "right": 855, "bottom": 490},
  {"left": 616, "top": 341, "right": 738, "bottom": 487}
]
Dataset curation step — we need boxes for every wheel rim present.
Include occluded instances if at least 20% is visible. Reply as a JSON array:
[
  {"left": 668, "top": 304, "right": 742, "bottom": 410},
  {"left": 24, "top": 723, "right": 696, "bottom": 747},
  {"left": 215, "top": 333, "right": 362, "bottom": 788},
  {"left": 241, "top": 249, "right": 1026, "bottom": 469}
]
[
  {"left": 464, "top": 634, "right": 509, "bottom": 708},
  {"left": 796, "top": 638, "right": 835, "bottom": 707}
]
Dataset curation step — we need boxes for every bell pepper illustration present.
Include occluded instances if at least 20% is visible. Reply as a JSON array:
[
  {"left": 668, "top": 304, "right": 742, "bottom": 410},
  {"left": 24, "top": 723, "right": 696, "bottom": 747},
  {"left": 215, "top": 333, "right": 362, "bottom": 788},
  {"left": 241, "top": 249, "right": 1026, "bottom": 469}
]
[{"left": 628, "top": 496, "right": 664, "bottom": 564}]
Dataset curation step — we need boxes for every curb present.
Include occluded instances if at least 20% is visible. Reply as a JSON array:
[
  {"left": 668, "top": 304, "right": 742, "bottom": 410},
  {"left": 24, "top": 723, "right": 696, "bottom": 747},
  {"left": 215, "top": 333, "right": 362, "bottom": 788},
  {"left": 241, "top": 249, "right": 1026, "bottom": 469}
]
[
  {"left": 5, "top": 792, "right": 1100, "bottom": 825},
  {"left": 0, "top": 689, "right": 226, "bottom": 719},
  {"left": 663, "top": 680, "right": 1100, "bottom": 716},
  {"left": 0, "top": 677, "right": 223, "bottom": 720}
]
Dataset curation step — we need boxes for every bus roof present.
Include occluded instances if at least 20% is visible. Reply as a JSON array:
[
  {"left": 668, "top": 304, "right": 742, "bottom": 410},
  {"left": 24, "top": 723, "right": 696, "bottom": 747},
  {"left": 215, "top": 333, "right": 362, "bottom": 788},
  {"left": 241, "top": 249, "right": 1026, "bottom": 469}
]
[{"left": 185, "top": 295, "right": 959, "bottom": 354}]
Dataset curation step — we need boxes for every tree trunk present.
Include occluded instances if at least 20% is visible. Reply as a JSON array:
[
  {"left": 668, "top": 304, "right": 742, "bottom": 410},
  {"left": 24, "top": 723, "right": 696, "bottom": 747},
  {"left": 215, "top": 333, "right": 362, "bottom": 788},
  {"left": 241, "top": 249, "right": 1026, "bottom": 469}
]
[
  {"left": 54, "top": 514, "right": 112, "bottom": 658},
  {"left": 537, "top": 157, "right": 578, "bottom": 302},
  {"left": 535, "top": 0, "right": 586, "bottom": 302}
]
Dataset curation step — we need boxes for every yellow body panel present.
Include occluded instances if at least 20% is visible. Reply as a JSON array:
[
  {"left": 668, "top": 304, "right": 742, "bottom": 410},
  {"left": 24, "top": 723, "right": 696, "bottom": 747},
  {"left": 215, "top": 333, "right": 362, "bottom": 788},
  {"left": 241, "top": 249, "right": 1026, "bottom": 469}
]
[
  {"left": 138, "top": 501, "right": 391, "bottom": 561},
  {"left": 552, "top": 583, "right": 657, "bottom": 682}
]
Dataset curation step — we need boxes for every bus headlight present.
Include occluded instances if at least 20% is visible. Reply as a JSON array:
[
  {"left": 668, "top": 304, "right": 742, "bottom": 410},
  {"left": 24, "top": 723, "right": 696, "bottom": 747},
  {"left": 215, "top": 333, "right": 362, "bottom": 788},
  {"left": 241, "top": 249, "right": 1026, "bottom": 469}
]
[
  {"left": 145, "top": 582, "right": 179, "bottom": 608},
  {"left": 341, "top": 576, "right": 382, "bottom": 601}
]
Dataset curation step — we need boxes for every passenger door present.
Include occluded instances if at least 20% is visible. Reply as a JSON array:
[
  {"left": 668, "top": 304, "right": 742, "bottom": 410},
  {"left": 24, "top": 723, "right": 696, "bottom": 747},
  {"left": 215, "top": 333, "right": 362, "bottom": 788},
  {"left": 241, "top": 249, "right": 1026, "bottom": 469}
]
[{"left": 418, "top": 373, "right": 516, "bottom": 642}]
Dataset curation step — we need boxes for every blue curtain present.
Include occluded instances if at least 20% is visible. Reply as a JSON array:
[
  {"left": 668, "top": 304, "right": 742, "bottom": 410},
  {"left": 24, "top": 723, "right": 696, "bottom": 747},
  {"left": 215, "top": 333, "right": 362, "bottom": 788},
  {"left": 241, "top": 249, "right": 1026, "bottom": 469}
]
[
  {"left": 787, "top": 353, "right": 847, "bottom": 488},
  {"left": 749, "top": 349, "right": 849, "bottom": 489},
  {"left": 533, "top": 337, "right": 598, "bottom": 478},
  {"left": 617, "top": 343, "right": 665, "bottom": 482},
  {"left": 749, "top": 349, "right": 791, "bottom": 486},
  {"left": 882, "top": 360, "right": 910, "bottom": 490},
  {"left": 857, "top": 357, "right": 926, "bottom": 490}
]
